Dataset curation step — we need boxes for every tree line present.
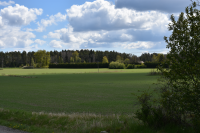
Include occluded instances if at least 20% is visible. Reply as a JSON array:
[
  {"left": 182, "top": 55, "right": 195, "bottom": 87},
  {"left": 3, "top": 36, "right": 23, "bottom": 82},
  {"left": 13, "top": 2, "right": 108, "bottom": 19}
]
[{"left": 0, "top": 49, "right": 167, "bottom": 67}]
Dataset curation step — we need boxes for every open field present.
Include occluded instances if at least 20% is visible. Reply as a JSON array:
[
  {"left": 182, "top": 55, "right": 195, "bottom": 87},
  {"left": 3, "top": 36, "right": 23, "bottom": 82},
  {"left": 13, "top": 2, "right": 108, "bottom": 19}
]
[
  {"left": 0, "top": 68, "right": 196, "bottom": 133},
  {"left": 0, "top": 68, "right": 160, "bottom": 114},
  {"left": 0, "top": 68, "right": 159, "bottom": 75}
]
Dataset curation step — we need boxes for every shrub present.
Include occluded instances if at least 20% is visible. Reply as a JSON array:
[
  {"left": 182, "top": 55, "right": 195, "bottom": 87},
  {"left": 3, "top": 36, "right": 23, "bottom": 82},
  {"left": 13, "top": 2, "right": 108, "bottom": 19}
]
[
  {"left": 149, "top": 69, "right": 162, "bottom": 75},
  {"left": 144, "top": 62, "right": 169, "bottom": 68},
  {"left": 135, "top": 64, "right": 147, "bottom": 68},
  {"left": 22, "top": 66, "right": 34, "bottom": 69},
  {"left": 109, "top": 62, "right": 125, "bottom": 69},
  {"left": 127, "top": 64, "right": 135, "bottom": 69},
  {"left": 49, "top": 63, "right": 109, "bottom": 68}
]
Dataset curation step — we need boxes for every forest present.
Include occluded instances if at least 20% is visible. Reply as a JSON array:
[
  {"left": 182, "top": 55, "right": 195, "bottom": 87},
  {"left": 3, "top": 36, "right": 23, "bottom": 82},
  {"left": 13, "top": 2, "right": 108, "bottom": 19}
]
[{"left": 0, "top": 49, "right": 166, "bottom": 67}]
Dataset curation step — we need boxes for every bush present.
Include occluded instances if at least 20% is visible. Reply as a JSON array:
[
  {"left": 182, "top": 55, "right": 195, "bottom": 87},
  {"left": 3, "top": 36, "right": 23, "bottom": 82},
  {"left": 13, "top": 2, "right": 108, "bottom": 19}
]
[
  {"left": 49, "top": 63, "right": 109, "bottom": 68},
  {"left": 127, "top": 64, "right": 135, "bottom": 69},
  {"left": 22, "top": 66, "right": 34, "bottom": 69},
  {"left": 109, "top": 62, "right": 125, "bottom": 69},
  {"left": 144, "top": 62, "right": 169, "bottom": 68},
  {"left": 135, "top": 64, "right": 147, "bottom": 68}
]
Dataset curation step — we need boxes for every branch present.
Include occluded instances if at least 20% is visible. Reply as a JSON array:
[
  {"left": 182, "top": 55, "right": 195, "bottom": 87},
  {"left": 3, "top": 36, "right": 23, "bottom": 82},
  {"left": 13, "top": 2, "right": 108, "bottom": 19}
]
[{"left": 190, "top": 0, "right": 200, "bottom": 6}]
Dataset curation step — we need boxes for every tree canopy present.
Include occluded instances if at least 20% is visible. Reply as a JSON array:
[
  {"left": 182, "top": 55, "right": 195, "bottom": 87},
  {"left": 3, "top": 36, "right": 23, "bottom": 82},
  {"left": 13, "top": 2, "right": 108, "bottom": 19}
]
[{"left": 34, "top": 50, "right": 50, "bottom": 68}]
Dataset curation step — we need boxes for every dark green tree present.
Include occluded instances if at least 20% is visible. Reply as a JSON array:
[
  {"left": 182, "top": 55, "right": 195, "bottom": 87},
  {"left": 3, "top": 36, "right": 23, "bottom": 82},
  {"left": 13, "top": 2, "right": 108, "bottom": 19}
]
[{"left": 134, "top": 1, "right": 200, "bottom": 131}]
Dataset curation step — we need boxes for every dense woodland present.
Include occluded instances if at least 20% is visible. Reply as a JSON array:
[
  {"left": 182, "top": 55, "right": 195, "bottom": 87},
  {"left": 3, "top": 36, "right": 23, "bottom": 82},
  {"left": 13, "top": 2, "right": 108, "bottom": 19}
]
[{"left": 0, "top": 49, "right": 166, "bottom": 67}]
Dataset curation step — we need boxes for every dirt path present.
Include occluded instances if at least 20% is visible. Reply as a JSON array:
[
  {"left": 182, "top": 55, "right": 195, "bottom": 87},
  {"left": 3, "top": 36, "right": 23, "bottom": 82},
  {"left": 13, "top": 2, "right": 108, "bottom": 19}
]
[{"left": 0, "top": 125, "right": 30, "bottom": 133}]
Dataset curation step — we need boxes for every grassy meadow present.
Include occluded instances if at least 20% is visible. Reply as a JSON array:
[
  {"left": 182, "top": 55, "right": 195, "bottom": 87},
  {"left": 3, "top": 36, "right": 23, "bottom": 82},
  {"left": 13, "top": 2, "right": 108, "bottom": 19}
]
[
  {"left": 0, "top": 68, "right": 192, "bottom": 133},
  {"left": 0, "top": 68, "right": 160, "bottom": 114}
]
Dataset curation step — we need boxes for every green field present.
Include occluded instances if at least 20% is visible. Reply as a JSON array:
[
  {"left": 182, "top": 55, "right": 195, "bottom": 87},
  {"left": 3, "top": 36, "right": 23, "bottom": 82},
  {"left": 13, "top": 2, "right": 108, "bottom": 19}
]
[{"left": 0, "top": 68, "right": 160, "bottom": 114}]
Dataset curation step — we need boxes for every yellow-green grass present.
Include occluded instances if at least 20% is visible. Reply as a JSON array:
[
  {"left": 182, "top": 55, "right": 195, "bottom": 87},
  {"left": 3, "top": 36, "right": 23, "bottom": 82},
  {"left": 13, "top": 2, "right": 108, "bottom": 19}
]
[
  {"left": 0, "top": 68, "right": 160, "bottom": 114},
  {"left": 0, "top": 68, "right": 159, "bottom": 75}
]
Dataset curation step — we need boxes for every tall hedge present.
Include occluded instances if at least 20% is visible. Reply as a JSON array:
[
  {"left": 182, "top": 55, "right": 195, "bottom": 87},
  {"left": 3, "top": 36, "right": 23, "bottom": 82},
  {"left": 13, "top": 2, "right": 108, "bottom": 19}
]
[
  {"left": 144, "top": 62, "right": 169, "bottom": 68},
  {"left": 49, "top": 63, "right": 109, "bottom": 68}
]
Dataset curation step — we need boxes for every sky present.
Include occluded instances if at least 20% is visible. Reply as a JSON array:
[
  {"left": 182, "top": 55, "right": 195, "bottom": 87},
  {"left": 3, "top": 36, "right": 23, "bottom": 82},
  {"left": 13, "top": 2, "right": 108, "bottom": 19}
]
[{"left": 0, "top": 0, "right": 198, "bottom": 56}]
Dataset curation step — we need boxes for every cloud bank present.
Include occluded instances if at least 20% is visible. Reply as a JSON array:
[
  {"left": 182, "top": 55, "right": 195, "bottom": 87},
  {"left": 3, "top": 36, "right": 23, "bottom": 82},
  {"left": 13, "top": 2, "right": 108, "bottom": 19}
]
[
  {"left": 0, "top": 4, "right": 43, "bottom": 50},
  {"left": 115, "top": 0, "right": 192, "bottom": 13},
  {"left": 0, "top": 0, "right": 15, "bottom": 6},
  {"left": 47, "top": 0, "right": 171, "bottom": 51}
]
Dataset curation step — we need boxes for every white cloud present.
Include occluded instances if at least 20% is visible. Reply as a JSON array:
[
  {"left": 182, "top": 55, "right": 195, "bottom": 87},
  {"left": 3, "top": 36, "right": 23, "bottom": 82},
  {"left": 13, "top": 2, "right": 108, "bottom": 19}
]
[
  {"left": 49, "top": 40, "right": 63, "bottom": 48},
  {"left": 0, "top": 27, "right": 35, "bottom": 48},
  {"left": 14, "top": 44, "right": 39, "bottom": 52},
  {"left": 0, "top": 4, "right": 43, "bottom": 50},
  {"left": 34, "top": 39, "right": 46, "bottom": 45},
  {"left": 0, "top": 0, "right": 15, "bottom": 6},
  {"left": 35, "top": 12, "right": 66, "bottom": 32},
  {"left": 48, "top": 32, "right": 61, "bottom": 39},
  {"left": 43, "top": 35, "right": 47, "bottom": 39},
  {"left": 1, "top": 4, "right": 42, "bottom": 26},
  {"left": 0, "top": 40, "right": 5, "bottom": 48},
  {"left": 66, "top": 0, "right": 170, "bottom": 32},
  {"left": 121, "top": 41, "right": 156, "bottom": 49},
  {"left": 0, "top": 16, "right": 3, "bottom": 27}
]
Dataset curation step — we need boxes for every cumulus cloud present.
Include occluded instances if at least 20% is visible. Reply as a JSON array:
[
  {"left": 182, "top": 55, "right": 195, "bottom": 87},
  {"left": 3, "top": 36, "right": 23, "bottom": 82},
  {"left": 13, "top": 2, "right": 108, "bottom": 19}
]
[
  {"left": 115, "top": 0, "right": 192, "bottom": 13},
  {"left": 44, "top": 0, "right": 173, "bottom": 50},
  {"left": 0, "top": 40, "right": 5, "bottom": 48},
  {"left": 121, "top": 41, "right": 157, "bottom": 49},
  {"left": 0, "top": 27, "right": 35, "bottom": 48},
  {"left": 66, "top": 0, "right": 170, "bottom": 32},
  {"left": 49, "top": 40, "right": 63, "bottom": 48},
  {"left": 34, "top": 39, "right": 46, "bottom": 45},
  {"left": 0, "top": 4, "right": 43, "bottom": 50},
  {"left": 0, "top": 0, "right": 15, "bottom": 6},
  {"left": 35, "top": 12, "right": 66, "bottom": 32},
  {"left": 1, "top": 4, "right": 42, "bottom": 26}
]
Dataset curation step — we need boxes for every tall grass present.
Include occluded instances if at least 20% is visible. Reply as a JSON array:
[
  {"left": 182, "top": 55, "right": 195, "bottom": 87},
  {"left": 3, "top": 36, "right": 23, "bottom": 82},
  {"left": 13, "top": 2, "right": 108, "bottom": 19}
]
[{"left": 0, "top": 108, "right": 195, "bottom": 133}]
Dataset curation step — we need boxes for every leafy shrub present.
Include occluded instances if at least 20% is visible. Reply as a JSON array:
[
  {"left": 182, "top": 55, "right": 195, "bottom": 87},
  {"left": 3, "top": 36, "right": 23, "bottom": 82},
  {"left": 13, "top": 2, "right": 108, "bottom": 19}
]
[
  {"left": 49, "top": 63, "right": 109, "bottom": 68},
  {"left": 127, "top": 64, "right": 135, "bottom": 69},
  {"left": 149, "top": 69, "right": 162, "bottom": 75},
  {"left": 135, "top": 64, "right": 147, "bottom": 68},
  {"left": 109, "top": 62, "right": 125, "bottom": 69},
  {"left": 144, "top": 62, "right": 169, "bottom": 68}
]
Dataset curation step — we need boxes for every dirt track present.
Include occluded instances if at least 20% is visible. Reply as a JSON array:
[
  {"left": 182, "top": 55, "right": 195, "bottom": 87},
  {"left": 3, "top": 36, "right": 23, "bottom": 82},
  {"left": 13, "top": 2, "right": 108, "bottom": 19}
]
[{"left": 0, "top": 125, "right": 29, "bottom": 133}]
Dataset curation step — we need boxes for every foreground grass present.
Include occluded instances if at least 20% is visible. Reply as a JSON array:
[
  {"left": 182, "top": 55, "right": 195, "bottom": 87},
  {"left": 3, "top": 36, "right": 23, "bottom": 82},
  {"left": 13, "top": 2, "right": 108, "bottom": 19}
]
[{"left": 0, "top": 108, "right": 196, "bottom": 133}]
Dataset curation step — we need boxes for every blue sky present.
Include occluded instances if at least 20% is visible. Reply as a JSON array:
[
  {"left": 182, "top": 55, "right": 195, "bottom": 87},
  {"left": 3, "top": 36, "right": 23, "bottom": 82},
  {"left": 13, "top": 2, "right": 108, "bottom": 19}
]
[{"left": 0, "top": 0, "right": 198, "bottom": 56}]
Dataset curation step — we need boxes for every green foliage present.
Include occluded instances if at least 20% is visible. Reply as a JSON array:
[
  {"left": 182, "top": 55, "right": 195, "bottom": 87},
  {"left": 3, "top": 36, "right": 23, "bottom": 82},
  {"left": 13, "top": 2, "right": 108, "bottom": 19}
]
[
  {"left": 124, "top": 58, "right": 130, "bottom": 65},
  {"left": 116, "top": 55, "right": 123, "bottom": 63},
  {"left": 109, "top": 61, "right": 125, "bottom": 69},
  {"left": 135, "top": 64, "right": 147, "bottom": 68},
  {"left": 49, "top": 63, "right": 109, "bottom": 68},
  {"left": 22, "top": 66, "right": 34, "bottom": 69},
  {"left": 34, "top": 50, "right": 50, "bottom": 68},
  {"left": 70, "top": 57, "right": 74, "bottom": 63},
  {"left": 134, "top": 1, "right": 200, "bottom": 132},
  {"left": 144, "top": 62, "right": 169, "bottom": 68},
  {"left": 102, "top": 56, "right": 109, "bottom": 63},
  {"left": 58, "top": 56, "right": 64, "bottom": 63},
  {"left": 126, "top": 64, "right": 135, "bottom": 69},
  {"left": 157, "top": 54, "right": 165, "bottom": 62},
  {"left": 71, "top": 51, "right": 82, "bottom": 63},
  {"left": 151, "top": 55, "right": 158, "bottom": 62},
  {"left": 31, "top": 58, "right": 35, "bottom": 67}
]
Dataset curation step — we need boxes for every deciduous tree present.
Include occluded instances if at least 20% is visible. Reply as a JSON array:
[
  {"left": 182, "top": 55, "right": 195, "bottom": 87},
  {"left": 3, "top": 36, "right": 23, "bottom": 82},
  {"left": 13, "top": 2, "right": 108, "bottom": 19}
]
[{"left": 102, "top": 56, "right": 109, "bottom": 63}]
